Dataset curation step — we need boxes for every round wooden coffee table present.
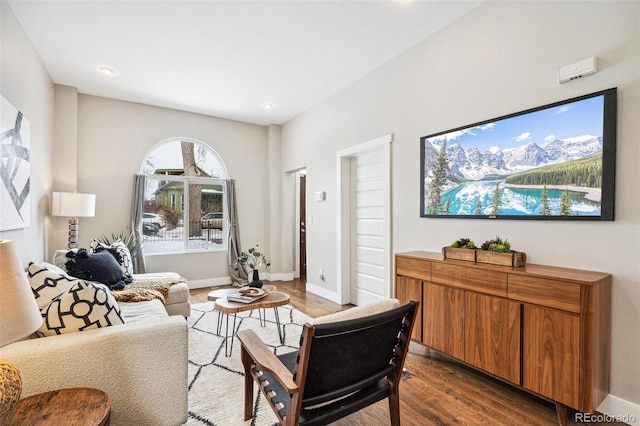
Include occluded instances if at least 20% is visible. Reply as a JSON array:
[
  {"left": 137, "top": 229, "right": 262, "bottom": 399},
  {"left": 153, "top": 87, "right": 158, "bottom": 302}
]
[
  {"left": 7, "top": 387, "right": 110, "bottom": 425},
  {"left": 207, "top": 284, "right": 276, "bottom": 301},
  {"left": 209, "top": 287, "right": 290, "bottom": 356}
]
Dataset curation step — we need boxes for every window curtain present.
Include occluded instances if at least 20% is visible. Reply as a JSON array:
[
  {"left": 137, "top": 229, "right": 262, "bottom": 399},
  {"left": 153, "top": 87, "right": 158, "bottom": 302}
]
[
  {"left": 130, "top": 174, "right": 147, "bottom": 274},
  {"left": 226, "top": 179, "right": 246, "bottom": 285}
]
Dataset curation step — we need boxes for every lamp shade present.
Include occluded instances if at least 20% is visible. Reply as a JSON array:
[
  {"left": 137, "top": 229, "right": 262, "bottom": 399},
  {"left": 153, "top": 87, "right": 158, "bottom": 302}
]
[
  {"left": 0, "top": 240, "right": 42, "bottom": 347},
  {"left": 51, "top": 192, "right": 96, "bottom": 217}
]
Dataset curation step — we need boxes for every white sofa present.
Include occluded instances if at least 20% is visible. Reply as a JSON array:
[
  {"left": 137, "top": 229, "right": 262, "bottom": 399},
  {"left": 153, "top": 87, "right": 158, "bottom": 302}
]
[
  {"left": 0, "top": 299, "right": 189, "bottom": 426},
  {"left": 52, "top": 249, "right": 191, "bottom": 317},
  {"left": 134, "top": 272, "right": 191, "bottom": 317}
]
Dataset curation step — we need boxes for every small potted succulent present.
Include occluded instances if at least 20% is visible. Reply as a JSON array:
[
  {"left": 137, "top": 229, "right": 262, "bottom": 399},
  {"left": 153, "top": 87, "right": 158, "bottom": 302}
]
[
  {"left": 477, "top": 236, "right": 526, "bottom": 266},
  {"left": 443, "top": 238, "right": 478, "bottom": 261},
  {"left": 480, "top": 235, "right": 512, "bottom": 253},
  {"left": 237, "top": 244, "right": 271, "bottom": 288},
  {"left": 450, "top": 238, "right": 477, "bottom": 249}
]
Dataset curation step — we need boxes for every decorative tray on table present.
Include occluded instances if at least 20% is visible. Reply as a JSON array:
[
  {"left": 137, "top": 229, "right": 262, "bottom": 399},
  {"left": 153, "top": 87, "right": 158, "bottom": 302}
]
[{"left": 227, "top": 287, "right": 267, "bottom": 303}]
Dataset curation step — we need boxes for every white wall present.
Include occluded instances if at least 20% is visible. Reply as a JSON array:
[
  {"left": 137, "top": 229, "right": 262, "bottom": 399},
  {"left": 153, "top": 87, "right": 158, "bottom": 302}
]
[
  {"left": 55, "top": 94, "right": 272, "bottom": 284},
  {"left": 281, "top": 0, "right": 640, "bottom": 416},
  {"left": 0, "top": 1, "right": 55, "bottom": 263}
]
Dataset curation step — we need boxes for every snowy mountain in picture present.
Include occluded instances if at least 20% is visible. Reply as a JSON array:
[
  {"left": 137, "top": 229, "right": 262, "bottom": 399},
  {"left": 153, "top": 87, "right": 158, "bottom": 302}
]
[{"left": 432, "top": 135, "right": 602, "bottom": 182}]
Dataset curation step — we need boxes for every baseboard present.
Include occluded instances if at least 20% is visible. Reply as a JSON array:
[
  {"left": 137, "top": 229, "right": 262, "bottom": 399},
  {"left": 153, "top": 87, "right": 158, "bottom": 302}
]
[
  {"left": 305, "top": 281, "right": 341, "bottom": 304},
  {"left": 595, "top": 395, "right": 640, "bottom": 424},
  {"left": 264, "top": 271, "right": 295, "bottom": 282},
  {"left": 187, "top": 272, "right": 296, "bottom": 289},
  {"left": 187, "top": 277, "right": 231, "bottom": 289},
  {"left": 248, "top": 272, "right": 295, "bottom": 282}
]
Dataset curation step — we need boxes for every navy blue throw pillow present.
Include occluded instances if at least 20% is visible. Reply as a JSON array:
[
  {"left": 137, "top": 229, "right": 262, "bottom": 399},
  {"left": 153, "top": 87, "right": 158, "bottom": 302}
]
[{"left": 65, "top": 249, "right": 133, "bottom": 290}]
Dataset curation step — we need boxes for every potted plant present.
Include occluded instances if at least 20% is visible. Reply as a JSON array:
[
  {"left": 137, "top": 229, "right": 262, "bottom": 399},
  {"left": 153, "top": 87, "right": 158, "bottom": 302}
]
[
  {"left": 477, "top": 236, "right": 526, "bottom": 266},
  {"left": 96, "top": 229, "right": 142, "bottom": 258},
  {"left": 237, "top": 245, "right": 271, "bottom": 288},
  {"left": 443, "top": 238, "right": 477, "bottom": 261}
]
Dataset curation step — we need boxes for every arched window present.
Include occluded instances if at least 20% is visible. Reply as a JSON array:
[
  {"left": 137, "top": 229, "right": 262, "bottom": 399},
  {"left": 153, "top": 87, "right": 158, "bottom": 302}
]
[{"left": 140, "top": 138, "right": 227, "bottom": 254}]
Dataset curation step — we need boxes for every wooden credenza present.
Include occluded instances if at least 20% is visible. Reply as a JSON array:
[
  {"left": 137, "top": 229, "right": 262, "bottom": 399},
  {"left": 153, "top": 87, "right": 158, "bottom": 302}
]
[{"left": 395, "top": 251, "right": 611, "bottom": 424}]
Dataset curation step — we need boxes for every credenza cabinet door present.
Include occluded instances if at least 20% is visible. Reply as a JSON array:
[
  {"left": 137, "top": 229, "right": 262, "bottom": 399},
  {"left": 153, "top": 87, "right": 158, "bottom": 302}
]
[
  {"left": 422, "top": 283, "right": 465, "bottom": 360},
  {"left": 396, "top": 275, "right": 423, "bottom": 341},
  {"left": 464, "top": 292, "right": 521, "bottom": 384},
  {"left": 522, "top": 305, "right": 580, "bottom": 408}
]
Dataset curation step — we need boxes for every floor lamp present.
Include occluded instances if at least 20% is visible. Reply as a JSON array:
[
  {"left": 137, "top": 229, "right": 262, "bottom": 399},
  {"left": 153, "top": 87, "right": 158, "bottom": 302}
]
[{"left": 51, "top": 192, "right": 96, "bottom": 249}]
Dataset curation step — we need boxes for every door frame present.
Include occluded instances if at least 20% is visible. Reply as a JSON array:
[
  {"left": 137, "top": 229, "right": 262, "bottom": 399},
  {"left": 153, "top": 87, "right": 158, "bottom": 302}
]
[{"left": 336, "top": 134, "right": 392, "bottom": 305}]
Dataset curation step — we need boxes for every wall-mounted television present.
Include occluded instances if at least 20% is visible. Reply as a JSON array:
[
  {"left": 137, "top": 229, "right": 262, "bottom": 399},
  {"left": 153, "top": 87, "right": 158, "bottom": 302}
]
[{"left": 420, "top": 88, "right": 617, "bottom": 220}]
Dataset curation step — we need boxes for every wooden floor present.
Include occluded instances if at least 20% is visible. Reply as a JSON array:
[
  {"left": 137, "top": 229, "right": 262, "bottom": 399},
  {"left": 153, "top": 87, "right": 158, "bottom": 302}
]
[{"left": 190, "top": 279, "right": 622, "bottom": 426}]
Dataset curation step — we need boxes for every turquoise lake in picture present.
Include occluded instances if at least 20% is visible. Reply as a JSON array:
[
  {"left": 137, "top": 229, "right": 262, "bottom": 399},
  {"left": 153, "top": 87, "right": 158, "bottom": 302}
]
[{"left": 435, "top": 180, "right": 601, "bottom": 216}]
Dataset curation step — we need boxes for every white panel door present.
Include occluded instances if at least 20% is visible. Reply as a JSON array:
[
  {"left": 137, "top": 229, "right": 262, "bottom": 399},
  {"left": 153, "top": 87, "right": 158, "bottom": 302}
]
[{"left": 351, "top": 149, "right": 386, "bottom": 305}]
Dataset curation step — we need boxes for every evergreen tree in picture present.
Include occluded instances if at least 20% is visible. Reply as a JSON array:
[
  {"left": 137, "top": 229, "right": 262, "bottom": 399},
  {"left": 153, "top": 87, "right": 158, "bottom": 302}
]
[
  {"left": 539, "top": 184, "right": 552, "bottom": 216},
  {"left": 443, "top": 197, "right": 451, "bottom": 215},
  {"left": 489, "top": 182, "right": 502, "bottom": 215},
  {"left": 426, "top": 138, "right": 449, "bottom": 215},
  {"left": 475, "top": 199, "right": 483, "bottom": 215},
  {"left": 560, "top": 189, "right": 573, "bottom": 216}
]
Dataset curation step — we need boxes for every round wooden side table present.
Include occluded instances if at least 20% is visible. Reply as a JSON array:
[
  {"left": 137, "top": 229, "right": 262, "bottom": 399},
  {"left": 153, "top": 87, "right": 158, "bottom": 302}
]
[
  {"left": 206, "top": 284, "right": 277, "bottom": 301},
  {"left": 215, "top": 291, "right": 290, "bottom": 356},
  {"left": 6, "top": 387, "right": 111, "bottom": 426},
  {"left": 207, "top": 285, "right": 289, "bottom": 356}
]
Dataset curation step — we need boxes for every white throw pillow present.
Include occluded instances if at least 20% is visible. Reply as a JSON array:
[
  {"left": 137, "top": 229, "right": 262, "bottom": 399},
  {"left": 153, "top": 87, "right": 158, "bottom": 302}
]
[
  {"left": 52, "top": 248, "right": 78, "bottom": 272},
  {"left": 26, "top": 262, "right": 84, "bottom": 310},
  {"left": 311, "top": 298, "right": 400, "bottom": 325},
  {"left": 37, "top": 280, "right": 126, "bottom": 337}
]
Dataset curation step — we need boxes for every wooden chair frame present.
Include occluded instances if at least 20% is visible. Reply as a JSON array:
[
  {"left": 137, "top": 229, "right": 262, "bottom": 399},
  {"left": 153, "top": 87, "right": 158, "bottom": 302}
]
[{"left": 237, "top": 300, "right": 419, "bottom": 426}]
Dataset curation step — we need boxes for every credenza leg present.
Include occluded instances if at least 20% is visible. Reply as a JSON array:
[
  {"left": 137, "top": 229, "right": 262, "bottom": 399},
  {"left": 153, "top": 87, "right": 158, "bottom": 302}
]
[{"left": 555, "top": 402, "right": 568, "bottom": 426}]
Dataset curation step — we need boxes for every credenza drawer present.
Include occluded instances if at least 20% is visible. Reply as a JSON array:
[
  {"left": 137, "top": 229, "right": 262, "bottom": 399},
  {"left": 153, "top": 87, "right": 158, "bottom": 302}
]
[
  {"left": 396, "top": 256, "right": 431, "bottom": 281},
  {"left": 432, "top": 263, "right": 507, "bottom": 297},
  {"left": 508, "top": 275, "right": 581, "bottom": 313}
]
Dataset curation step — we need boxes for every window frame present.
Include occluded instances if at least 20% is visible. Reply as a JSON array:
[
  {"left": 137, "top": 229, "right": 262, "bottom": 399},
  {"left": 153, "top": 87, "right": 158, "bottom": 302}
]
[
  {"left": 144, "top": 173, "right": 227, "bottom": 255},
  {"left": 140, "top": 138, "right": 228, "bottom": 256}
]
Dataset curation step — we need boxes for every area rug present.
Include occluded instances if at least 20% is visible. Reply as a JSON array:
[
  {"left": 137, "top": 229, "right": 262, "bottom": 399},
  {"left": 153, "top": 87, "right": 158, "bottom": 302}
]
[{"left": 186, "top": 301, "right": 313, "bottom": 426}]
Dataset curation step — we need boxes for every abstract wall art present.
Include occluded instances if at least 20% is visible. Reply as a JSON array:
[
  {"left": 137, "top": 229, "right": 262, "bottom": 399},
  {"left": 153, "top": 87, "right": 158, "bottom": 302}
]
[{"left": 1, "top": 95, "right": 31, "bottom": 230}]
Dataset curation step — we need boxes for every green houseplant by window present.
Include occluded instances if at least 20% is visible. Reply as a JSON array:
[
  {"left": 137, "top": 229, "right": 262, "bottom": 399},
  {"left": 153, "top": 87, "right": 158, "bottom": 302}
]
[{"left": 96, "top": 229, "right": 142, "bottom": 258}]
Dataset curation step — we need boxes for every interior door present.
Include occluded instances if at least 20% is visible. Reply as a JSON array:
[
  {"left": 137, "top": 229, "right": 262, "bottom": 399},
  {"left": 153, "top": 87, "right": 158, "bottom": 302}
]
[
  {"left": 299, "top": 174, "right": 307, "bottom": 277},
  {"left": 350, "top": 149, "right": 386, "bottom": 305}
]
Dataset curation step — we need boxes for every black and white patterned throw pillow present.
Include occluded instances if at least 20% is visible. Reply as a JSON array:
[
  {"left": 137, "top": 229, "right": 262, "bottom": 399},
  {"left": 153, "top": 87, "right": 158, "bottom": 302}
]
[
  {"left": 37, "top": 280, "right": 126, "bottom": 337},
  {"left": 26, "top": 262, "right": 84, "bottom": 310}
]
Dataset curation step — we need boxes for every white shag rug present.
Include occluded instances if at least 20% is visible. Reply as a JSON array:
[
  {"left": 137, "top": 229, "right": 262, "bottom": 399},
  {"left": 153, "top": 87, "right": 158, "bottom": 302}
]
[{"left": 187, "top": 301, "right": 312, "bottom": 426}]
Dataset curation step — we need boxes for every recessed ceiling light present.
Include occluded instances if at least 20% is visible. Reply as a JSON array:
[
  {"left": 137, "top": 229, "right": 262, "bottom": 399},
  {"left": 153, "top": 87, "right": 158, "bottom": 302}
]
[
  {"left": 98, "top": 66, "right": 115, "bottom": 75},
  {"left": 263, "top": 103, "right": 273, "bottom": 110}
]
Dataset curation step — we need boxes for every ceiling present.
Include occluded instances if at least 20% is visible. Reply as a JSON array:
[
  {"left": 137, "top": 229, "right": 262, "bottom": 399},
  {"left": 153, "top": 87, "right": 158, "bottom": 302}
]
[{"left": 8, "top": 0, "right": 482, "bottom": 126}]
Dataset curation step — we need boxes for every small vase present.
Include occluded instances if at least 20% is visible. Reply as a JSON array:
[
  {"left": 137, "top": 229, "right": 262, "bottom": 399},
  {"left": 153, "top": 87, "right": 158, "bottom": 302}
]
[{"left": 248, "top": 269, "right": 263, "bottom": 288}]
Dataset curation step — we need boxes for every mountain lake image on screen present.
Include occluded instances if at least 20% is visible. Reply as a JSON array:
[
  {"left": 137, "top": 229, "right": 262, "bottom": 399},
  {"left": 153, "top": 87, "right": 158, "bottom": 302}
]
[{"left": 420, "top": 88, "right": 617, "bottom": 221}]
